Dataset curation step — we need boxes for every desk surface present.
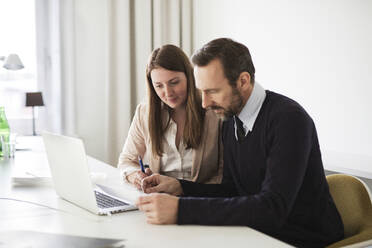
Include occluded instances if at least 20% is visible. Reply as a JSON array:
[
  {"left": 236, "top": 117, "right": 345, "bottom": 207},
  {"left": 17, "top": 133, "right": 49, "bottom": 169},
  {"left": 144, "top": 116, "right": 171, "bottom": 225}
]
[{"left": 0, "top": 136, "right": 291, "bottom": 248}]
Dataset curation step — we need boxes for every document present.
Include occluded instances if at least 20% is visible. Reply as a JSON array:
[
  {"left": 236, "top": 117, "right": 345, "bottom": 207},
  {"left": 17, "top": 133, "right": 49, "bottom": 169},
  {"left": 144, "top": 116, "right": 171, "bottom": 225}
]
[
  {"left": 96, "top": 182, "right": 146, "bottom": 204},
  {"left": 0, "top": 230, "right": 126, "bottom": 248}
]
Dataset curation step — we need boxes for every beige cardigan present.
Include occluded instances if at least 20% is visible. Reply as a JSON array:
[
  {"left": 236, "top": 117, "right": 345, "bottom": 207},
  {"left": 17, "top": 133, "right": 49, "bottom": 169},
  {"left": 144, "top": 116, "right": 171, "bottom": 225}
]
[{"left": 118, "top": 103, "right": 223, "bottom": 183}]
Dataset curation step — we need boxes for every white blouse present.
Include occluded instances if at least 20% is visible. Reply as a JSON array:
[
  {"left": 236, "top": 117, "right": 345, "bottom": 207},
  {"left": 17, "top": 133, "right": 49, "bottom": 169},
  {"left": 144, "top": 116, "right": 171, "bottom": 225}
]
[{"left": 160, "top": 118, "right": 193, "bottom": 180}]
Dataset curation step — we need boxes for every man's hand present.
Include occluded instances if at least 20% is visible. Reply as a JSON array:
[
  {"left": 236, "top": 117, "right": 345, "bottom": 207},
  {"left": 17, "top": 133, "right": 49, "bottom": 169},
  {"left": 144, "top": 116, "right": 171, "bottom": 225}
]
[
  {"left": 141, "top": 174, "right": 183, "bottom": 196},
  {"left": 136, "top": 193, "right": 179, "bottom": 224},
  {"left": 127, "top": 168, "right": 153, "bottom": 190}
]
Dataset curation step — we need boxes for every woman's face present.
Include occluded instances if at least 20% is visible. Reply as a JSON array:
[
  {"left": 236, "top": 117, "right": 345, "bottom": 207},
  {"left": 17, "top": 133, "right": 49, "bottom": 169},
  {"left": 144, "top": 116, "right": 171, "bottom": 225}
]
[{"left": 151, "top": 67, "right": 188, "bottom": 110}]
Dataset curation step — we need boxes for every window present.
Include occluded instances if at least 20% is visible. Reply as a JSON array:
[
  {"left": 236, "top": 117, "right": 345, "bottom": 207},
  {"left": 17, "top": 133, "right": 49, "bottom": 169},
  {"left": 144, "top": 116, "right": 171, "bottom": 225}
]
[{"left": 0, "top": 0, "right": 37, "bottom": 122}]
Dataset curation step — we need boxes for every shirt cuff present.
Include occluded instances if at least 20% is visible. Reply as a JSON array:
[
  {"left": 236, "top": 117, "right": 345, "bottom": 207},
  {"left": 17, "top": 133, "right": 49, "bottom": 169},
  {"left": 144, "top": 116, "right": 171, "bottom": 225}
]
[{"left": 120, "top": 167, "right": 138, "bottom": 183}]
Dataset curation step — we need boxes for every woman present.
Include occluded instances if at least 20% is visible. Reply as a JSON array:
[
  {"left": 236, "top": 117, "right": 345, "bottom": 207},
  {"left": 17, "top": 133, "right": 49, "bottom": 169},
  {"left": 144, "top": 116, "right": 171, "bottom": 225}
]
[{"left": 118, "top": 45, "right": 223, "bottom": 190}]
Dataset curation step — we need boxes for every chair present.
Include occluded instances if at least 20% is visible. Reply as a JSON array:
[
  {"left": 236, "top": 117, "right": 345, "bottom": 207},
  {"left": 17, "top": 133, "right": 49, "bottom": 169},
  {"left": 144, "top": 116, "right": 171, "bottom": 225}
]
[{"left": 326, "top": 174, "right": 372, "bottom": 248}]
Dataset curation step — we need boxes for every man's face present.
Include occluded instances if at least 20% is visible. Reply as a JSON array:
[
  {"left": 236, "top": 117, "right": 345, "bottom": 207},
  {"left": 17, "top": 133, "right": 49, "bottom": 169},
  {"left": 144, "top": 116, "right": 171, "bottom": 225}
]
[{"left": 194, "top": 59, "right": 243, "bottom": 120}]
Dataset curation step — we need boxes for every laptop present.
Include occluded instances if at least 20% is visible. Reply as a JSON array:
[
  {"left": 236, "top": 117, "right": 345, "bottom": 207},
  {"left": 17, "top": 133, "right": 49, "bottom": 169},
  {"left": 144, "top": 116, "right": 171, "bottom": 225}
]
[{"left": 42, "top": 132, "right": 137, "bottom": 215}]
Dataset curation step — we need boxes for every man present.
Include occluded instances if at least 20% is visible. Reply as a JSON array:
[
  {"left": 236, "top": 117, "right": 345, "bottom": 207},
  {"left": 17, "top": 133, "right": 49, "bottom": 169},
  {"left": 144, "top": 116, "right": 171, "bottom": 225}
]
[{"left": 136, "top": 38, "right": 344, "bottom": 248}]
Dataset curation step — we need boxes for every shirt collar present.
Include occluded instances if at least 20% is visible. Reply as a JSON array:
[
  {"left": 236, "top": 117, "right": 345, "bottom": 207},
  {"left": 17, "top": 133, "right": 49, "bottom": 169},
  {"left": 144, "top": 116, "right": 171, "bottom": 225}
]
[{"left": 235, "top": 82, "right": 266, "bottom": 136}]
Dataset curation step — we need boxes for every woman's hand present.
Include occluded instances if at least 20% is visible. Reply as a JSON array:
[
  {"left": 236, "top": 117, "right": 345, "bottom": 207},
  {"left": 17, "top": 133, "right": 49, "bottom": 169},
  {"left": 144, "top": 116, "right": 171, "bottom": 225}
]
[
  {"left": 141, "top": 174, "right": 183, "bottom": 196},
  {"left": 127, "top": 168, "right": 153, "bottom": 190}
]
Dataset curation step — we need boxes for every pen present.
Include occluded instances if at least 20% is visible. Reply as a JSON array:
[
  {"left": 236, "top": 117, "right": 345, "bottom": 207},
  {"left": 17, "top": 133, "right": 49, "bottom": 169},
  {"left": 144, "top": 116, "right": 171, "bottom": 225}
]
[{"left": 138, "top": 155, "right": 145, "bottom": 173}]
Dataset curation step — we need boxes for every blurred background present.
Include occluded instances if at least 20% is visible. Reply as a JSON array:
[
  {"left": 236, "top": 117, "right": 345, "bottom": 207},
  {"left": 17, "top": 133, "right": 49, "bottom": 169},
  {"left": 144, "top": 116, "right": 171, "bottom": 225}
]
[{"left": 1, "top": 0, "right": 371, "bottom": 172}]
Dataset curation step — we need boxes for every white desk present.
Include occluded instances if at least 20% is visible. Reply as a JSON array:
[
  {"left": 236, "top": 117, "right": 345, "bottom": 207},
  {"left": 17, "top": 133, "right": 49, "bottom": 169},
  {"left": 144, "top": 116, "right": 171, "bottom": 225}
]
[{"left": 0, "top": 136, "right": 291, "bottom": 247}]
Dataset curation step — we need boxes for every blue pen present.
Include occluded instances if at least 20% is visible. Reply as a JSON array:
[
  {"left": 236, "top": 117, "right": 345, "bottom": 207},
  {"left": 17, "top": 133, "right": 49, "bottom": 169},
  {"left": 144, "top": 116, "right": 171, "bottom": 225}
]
[{"left": 138, "top": 156, "right": 145, "bottom": 173}]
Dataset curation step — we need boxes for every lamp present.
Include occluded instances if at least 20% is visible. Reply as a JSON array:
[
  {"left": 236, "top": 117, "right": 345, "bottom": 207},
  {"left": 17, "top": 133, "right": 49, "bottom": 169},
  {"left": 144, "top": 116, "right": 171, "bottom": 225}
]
[
  {"left": 26, "top": 92, "right": 44, "bottom": 136},
  {"left": 0, "top": 54, "right": 24, "bottom": 70}
]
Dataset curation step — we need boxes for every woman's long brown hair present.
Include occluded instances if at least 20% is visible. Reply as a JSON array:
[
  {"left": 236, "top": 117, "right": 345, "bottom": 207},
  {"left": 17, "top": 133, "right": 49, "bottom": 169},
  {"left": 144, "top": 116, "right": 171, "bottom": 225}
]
[{"left": 146, "top": 44, "right": 204, "bottom": 157}]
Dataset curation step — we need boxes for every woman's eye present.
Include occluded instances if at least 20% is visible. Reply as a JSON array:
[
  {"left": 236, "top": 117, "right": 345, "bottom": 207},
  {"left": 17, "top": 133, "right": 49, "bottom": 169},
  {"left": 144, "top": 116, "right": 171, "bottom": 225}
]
[
  {"left": 155, "top": 84, "right": 163, "bottom": 88},
  {"left": 170, "top": 81, "right": 179, "bottom": 85}
]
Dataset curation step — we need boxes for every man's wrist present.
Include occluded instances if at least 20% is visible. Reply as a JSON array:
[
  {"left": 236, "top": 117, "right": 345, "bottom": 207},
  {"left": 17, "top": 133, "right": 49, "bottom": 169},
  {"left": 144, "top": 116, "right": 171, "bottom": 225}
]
[{"left": 173, "top": 196, "right": 180, "bottom": 224}]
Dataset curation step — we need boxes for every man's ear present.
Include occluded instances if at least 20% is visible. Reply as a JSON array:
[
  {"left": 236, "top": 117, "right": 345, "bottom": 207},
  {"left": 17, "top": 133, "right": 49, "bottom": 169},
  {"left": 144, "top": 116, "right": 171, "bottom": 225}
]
[{"left": 237, "top": 72, "right": 251, "bottom": 90}]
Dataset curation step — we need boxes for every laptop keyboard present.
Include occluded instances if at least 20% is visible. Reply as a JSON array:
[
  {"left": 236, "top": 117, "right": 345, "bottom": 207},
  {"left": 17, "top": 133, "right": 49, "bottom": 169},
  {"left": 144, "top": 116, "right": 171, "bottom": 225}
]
[{"left": 94, "top": 191, "right": 129, "bottom": 209}]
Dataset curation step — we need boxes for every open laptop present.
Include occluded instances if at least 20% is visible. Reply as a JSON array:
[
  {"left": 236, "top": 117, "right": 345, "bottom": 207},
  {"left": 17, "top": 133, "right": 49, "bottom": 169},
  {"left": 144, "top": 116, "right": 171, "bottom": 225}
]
[{"left": 42, "top": 132, "right": 137, "bottom": 215}]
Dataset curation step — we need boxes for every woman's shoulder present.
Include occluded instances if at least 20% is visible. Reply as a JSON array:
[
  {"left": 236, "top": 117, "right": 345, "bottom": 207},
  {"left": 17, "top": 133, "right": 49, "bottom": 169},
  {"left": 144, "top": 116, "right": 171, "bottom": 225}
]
[
  {"left": 135, "top": 102, "right": 168, "bottom": 126},
  {"left": 135, "top": 102, "right": 153, "bottom": 118},
  {"left": 132, "top": 102, "right": 150, "bottom": 127},
  {"left": 136, "top": 102, "right": 168, "bottom": 115},
  {"left": 135, "top": 102, "right": 149, "bottom": 112},
  {"left": 204, "top": 109, "right": 222, "bottom": 132},
  {"left": 205, "top": 109, "right": 220, "bottom": 122}
]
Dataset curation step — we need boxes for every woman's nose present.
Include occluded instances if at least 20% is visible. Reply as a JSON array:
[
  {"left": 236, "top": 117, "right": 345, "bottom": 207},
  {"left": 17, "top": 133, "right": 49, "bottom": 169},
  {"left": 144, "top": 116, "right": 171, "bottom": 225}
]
[{"left": 164, "top": 85, "right": 173, "bottom": 96}]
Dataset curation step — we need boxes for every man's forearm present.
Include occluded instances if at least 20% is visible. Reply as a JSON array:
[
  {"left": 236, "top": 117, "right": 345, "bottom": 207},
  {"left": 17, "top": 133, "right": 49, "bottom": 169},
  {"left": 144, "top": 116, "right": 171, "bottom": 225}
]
[{"left": 179, "top": 180, "right": 237, "bottom": 197}]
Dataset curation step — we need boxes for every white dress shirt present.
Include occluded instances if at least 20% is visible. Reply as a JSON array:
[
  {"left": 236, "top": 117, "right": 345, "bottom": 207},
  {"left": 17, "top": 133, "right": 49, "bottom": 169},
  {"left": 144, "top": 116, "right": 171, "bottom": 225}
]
[
  {"left": 234, "top": 82, "right": 266, "bottom": 141},
  {"left": 160, "top": 118, "right": 193, "bottom": 180}
]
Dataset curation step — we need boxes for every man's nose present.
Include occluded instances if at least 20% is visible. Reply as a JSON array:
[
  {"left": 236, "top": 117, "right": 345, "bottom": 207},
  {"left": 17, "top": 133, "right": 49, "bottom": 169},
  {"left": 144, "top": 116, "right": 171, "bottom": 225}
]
[{"left": 201, "top": 92, "right": 211, "bottom": 109}]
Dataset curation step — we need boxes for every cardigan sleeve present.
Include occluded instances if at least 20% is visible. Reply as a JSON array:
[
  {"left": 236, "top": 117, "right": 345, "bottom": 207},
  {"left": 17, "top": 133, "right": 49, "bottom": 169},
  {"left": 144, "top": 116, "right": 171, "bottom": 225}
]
[
  {"left": 117, "top": 103, "right": 147, "bottom": 180},
  {"left": 197, "top": 113, "right": 224, "bottom": 184},
  {"left": 178, "top": 149, "right": 238, "bottom": 197},
  {"left": 179, "top": 119, "right": 237, "bottom": 197},
  {"left": 177, "top": 110, "right": 314, "bottom": 232}
]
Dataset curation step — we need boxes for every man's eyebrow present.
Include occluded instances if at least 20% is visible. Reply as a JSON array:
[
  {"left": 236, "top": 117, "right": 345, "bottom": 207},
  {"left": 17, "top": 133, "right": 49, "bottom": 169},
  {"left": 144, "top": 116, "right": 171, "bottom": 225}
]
[{"left": 204, "top": 88, "right": 220, "bottom": 92}]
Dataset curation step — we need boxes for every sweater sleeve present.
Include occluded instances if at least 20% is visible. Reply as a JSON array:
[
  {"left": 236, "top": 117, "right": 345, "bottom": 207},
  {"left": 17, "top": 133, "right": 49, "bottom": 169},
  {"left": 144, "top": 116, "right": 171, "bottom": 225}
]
[
  {"left": 179, "top": 141, "right": 238, "bottom": 197},
  {"left": 177, "top": 110, "right": 314, "bottom": 232},
  {"left": 117, "top": 104, "right": 147, "bottom": 179},
  {"left": 179, "top": 180, "right": 237, "bottom": 197}
]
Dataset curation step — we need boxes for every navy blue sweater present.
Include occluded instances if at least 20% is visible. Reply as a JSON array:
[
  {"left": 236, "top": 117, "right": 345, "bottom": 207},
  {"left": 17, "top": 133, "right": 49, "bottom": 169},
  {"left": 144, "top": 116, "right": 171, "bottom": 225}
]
[{"left": 178, "top": 91, "right": 344, "bottom": 248}]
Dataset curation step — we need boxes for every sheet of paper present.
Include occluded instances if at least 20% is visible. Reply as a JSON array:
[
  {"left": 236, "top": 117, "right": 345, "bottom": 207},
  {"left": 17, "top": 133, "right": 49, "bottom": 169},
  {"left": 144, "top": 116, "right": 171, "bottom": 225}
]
[
  {"left": 95, "top": 183, "right": 146, "bottom": 204},
  {"left": 0, "top": 230, "right": 125, "bottom": 248}
]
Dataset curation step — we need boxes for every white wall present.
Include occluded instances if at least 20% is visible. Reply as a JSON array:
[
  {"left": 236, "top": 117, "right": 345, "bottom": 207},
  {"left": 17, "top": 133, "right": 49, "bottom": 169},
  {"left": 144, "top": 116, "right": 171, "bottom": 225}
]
[
  {"left": 60, "top": 0, "right": 153, "bottom": 165},
  {"left": 63, "top": 0, "right": 193, "bottom": 165},
  {"left": 58, "top": 0, "right": 372, "bottom": 172},
  {"left": 73, "top": 0, "right": 111, "bottom": 162},
  {"left": 193, "top": 0, "right": 372, "bottom": 174}
]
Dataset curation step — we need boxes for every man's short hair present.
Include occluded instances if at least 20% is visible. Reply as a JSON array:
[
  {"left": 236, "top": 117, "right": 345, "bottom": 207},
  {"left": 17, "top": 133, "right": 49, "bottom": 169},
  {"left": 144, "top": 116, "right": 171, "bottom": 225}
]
[{"left": 191, "top": 38, "right": 255, "bottom": 86}]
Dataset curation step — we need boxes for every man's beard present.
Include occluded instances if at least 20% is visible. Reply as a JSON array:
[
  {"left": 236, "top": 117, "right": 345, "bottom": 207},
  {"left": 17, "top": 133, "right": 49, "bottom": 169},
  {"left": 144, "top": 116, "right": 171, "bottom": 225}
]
[{"left": 209, "top": 87, "right": 244, "bottom": 121}]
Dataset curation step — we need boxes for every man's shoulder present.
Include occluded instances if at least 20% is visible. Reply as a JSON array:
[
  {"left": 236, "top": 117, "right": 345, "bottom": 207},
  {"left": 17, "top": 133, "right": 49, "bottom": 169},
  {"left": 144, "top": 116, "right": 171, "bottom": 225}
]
[
  {"left": 265, "top": 90, "right": 301, "bottom": 107},
  {"left": 263, "top": 91, "right": 314, "bottom": 130},
  {"left": 264, "top": 90, "right": 309, "bottom": 117}
]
